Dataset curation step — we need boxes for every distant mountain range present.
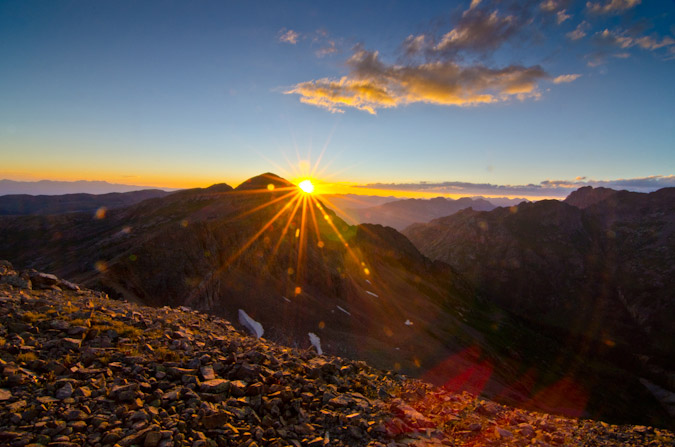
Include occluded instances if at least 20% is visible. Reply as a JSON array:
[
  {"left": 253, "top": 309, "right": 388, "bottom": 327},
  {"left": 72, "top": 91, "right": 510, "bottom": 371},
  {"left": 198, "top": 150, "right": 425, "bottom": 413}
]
[
  {"left": 0, "top": 190, "right": 171, "bottom": 215},
  {"left": 0, "top": 179, "right": 176, "bottom": 195},
  {"left": 0, "top": 175, "right": 671, "bottom": 427},
  {"left": 342, "top": 197, "right": 499, "bottom": 231}
]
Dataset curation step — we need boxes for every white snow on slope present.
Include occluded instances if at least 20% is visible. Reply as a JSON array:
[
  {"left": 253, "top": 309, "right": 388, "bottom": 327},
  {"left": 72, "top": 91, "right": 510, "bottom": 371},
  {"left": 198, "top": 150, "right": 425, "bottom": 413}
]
[
  {"left": 238, "top": 309, "right": 264, "bottom": 338},
  {"left": 308, "top": 332, "right": 323, "bottom": 355},
  {"left": 366, "top": 291, "right": 379, "bottom": 298},
  {"left": 405, "top": 319, "right": 413, "bottom": 326},
  {"left": 336, "top": 305, "right": 351, "bottom": 316},
  {"left": 281, "top": 296, "right": 291, "bottom": 303}
]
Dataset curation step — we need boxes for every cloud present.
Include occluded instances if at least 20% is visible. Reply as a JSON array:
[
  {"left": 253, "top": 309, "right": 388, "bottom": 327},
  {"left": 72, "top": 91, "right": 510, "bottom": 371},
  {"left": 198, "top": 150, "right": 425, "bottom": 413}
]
[
  {"left": 556, "top": 10, "right": 571, "bottom": 24},
  {"left": 434, "top": 9, "right": 519, "bottom": 55},
  {"left": 589, "top": 29, "right": 675, "bottom": 65},
  {"left": 354, "top": 175, "right": 675, "bottom": 198},
  {"left": 279, "top": 29, "right": 300, "bottom": 44},
  {"left": 552, "top": 73, "right": 581, "bottom": 83},
  {"left": 586, "top": 0, "right": 641, "bottom": 15},
  {"left": 286, "top": 49, "right": 549, "bottom": 114},
  {"left": 585, "top": 50, "right": 630, "bottom": 66},
  {"left": 315, "top": 40, "right": 337, "bottom": 58},
  {"left": 567, "top": 21, "right": 590, "bottom": 40},
  {"left": 540, "top": 0, "right": 572, "bottom": 12}
]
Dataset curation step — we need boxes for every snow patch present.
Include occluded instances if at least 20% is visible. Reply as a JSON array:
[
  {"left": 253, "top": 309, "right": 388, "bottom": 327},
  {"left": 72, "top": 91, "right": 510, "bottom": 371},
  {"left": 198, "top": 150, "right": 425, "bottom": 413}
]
[
  {"left": 238, "top": 309, "right": 264, "bottom": 338},
  {"left": 282, "top": 296, "right": 291, "bottom": 303},
  {"left": 366, "top": 291, "right": 379, "bottom": 298},
  {"left": 405, "top": 319, "right": 413, "bottom": 326},
  {"left": 308, "top": 332, "right": 323, "bottom": 355},
  {"left": 336, "top": 305, "right": 351, "bottom": 316},
  {"left": 365, "top": 279, "right": 371, "bottom": 285}
]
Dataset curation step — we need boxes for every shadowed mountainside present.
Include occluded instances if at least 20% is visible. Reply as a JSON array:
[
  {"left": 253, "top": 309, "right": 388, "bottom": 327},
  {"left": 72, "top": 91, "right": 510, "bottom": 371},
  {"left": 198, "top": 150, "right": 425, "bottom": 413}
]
[
  {"left": 0, "top": 189, "right": 171, "bottom": 216},
  {"left": 404, "top": 187, "right": 675, "bottom": 421},
  {"left": 0, "top": 176, "right": 672, "bottom": 428}
]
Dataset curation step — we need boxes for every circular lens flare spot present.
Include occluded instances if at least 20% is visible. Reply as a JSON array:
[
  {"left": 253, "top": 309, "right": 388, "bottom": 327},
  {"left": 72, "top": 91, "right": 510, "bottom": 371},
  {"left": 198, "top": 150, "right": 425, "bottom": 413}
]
[{"left": 298, "top": 179, "right": 314, "bottom": 194}]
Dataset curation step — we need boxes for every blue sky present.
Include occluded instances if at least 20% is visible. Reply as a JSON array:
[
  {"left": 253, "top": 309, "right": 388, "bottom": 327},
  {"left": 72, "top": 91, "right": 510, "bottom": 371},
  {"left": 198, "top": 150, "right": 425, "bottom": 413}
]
[{"left": 1, "top": 0, "right": 673, "bottom": 197}]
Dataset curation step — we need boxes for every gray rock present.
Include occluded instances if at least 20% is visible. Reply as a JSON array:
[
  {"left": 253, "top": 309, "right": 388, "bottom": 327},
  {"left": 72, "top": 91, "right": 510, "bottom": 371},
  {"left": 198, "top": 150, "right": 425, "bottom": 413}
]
[{"left": 55, "top": 383, "right": 74, "bottom": 400}]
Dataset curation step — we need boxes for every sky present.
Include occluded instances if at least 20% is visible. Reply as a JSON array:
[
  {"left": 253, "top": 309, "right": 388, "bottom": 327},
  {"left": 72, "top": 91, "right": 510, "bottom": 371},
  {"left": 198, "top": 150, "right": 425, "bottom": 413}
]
[{"left": 1, "top": 0, "right": 674, "bottom": 199}]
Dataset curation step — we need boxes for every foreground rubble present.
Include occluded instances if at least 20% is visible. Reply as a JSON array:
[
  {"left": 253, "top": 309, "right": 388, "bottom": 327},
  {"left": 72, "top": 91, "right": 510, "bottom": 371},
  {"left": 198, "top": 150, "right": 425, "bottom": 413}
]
[{"left": 0, "top": 261, "right": 673, "bottom": 447}]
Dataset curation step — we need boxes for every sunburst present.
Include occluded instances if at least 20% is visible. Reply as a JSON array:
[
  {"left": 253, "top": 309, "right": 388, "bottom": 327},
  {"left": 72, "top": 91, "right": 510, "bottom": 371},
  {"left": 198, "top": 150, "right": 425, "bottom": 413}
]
[{"left": 298, "top": 179, "right": 315, "bottom": 194}]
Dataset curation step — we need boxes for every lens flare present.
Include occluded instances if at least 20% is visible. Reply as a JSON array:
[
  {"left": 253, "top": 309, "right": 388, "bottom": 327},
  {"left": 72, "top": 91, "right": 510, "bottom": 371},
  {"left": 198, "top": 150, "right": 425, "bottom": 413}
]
[{"left": 298, "top": 179, "right": 314, "bottom": 194}]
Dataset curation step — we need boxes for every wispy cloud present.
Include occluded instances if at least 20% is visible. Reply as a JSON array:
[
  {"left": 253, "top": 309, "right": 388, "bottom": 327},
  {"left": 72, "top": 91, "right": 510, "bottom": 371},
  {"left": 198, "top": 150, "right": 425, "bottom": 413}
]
[
  {"left": 286, "top": 48, "right": 548, "bottom": 114},
  {"left": 279, "top": 29, "right": 300, "bottom": 44},
  {"left": 403, "top": 8, "right": 527, "bottom": 58},
  {"left": 586, "top": 28, "right": 675, "bottom": 65},
  {"left": 567, "top": 21, "right": 590, "bottom": 40},
  {"left": 354, "top": 175, "right": 675, "bottom": 198},
  {"left": 553, "top": 73, "right": 581, "bottom": 83},
  {"left": 556, "top": 10, "right": 572, "bottom": 24},
  {"left": 586, "top": 0, "right": 641, "bottom": 15},
  {"left": 540, "top": 0, "right": 571, "bottom": 13},
  {"left": 315, "top": 40, "right": 337, "bottom": 58}
]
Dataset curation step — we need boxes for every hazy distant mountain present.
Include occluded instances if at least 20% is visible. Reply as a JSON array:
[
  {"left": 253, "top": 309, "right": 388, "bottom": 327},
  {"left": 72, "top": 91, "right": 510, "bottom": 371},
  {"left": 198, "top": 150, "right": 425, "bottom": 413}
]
[
  {"left": 323, "top": 193, "right": 396, "bottom": 209},
  {"left": 473, "top": 196, "right": 529, "bottom": 207},
  {"left": 0, "top": 190, "right": 170, "bottom": 216},
  {"left": 0, "top": 179, "right": 176, "bottom": 196},
  {"left": 344, "top": 196, "right": 497, "bottom": 230},
  {"left": 0, "top": 177, "right": 670, "bottom": 427}
]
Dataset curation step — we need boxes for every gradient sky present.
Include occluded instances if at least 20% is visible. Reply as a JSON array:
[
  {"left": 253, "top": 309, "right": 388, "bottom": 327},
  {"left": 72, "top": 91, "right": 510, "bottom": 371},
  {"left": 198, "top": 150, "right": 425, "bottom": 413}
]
[{"left": 1, "top": 0, "right": 674, "bottom": 197}]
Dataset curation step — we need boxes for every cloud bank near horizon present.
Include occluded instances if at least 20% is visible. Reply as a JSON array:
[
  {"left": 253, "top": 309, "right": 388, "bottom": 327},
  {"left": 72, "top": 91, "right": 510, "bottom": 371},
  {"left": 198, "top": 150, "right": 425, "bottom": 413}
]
[{"left": 353, "top": 175, "right": 675, "bottom": 198}]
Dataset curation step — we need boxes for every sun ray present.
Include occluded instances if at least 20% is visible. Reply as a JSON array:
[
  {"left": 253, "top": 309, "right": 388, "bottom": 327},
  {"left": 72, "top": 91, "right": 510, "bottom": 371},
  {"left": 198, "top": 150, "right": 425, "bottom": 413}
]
[
  {"left": 295, "top": 194, "right": 309, "bottom": 286},
  {"left": 271, "top": 191, "right": 305, "bottom": 258},
  {"left": 307, "top": 195, "right": 323, "bottom": 248},
  {"left": 227, "top": 189, "right": 298, "bottom": 222},
  {"left": 313, "top": 199, "right": 361, "bottom": 264},
  {"left": 223, "top": 193, "right": 300, "bottom": 269}
]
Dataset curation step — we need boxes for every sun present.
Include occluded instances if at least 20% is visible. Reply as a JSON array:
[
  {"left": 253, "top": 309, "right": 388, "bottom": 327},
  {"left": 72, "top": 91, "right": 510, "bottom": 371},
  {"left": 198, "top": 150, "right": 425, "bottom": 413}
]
[{"left": 298, "top": 179, "right": 315, "bottom": 194}]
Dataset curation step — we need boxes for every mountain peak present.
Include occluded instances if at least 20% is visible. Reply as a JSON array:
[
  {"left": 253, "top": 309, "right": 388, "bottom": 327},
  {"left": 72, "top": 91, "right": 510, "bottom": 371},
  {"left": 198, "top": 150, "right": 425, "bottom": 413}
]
[
  {"left": 235, "top": 172, "right": 295, "bottom": 191},
  {"left": 564, "top": 186, "right": 618, "bottom": 209}
]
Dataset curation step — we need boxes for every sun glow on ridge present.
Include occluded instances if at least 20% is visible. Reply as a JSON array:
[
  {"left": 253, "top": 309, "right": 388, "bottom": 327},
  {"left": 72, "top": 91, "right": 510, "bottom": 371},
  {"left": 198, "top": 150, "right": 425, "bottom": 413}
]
[{"left": 298, "top": 179, "right": 315, "bottom": 194}]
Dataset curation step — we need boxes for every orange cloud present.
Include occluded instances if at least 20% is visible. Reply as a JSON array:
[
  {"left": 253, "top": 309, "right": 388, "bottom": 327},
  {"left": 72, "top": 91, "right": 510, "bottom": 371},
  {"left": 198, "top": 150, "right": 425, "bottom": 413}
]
[
  {"left": 553, "top": 74, "right": 581, "bottom": 83},
  {"left": 286, "top": 49, "right": 548, "bottom": 114}
]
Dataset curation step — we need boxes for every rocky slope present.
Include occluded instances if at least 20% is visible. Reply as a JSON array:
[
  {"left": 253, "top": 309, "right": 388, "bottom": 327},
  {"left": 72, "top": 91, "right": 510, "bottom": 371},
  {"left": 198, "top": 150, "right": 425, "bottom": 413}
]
[
  {"left": 1, "top": 264, "right": 672, "bottom": 447},
  {"left": 342, "top": 197, "right": 497, "bottom": 231},
  {"left": 0, "top": 176, "right": 672, "bottom": 428}
]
